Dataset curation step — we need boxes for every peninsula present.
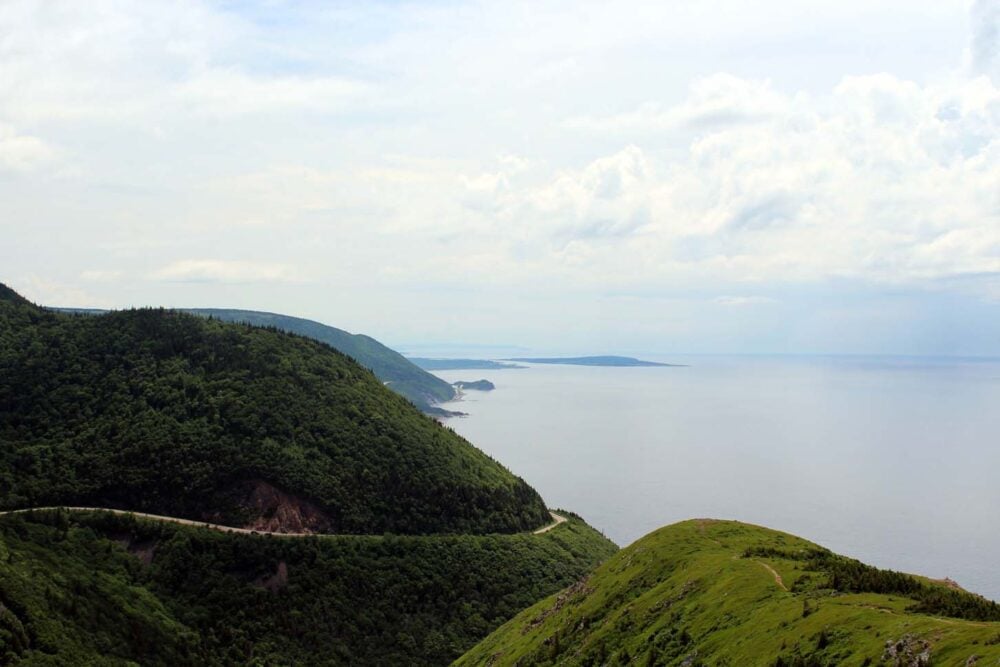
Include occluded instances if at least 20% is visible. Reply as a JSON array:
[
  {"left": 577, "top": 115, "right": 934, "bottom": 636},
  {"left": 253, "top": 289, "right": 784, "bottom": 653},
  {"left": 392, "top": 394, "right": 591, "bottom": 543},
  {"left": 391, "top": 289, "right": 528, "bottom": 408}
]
[
  {"left": 409, "top": 358, "right": 526, "bottom": 370},
  {"left": 505, "top": 355, "right": 679, "bottom": 367}
]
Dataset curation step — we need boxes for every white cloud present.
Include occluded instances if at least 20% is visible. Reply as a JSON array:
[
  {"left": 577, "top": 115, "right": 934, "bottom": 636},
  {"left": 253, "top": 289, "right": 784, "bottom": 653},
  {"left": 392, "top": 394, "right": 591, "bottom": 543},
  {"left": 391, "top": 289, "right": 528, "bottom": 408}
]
[
  {"left": 1, "top": 0, "right": 997, "bottom": 352},
  {"left": 714, "top": 296, "right": 778, "bottom": 306},
  {"left": 187, "top": 67, "right": 997, "bottom": 296},
  {"left": 172, "top": 69, "right": 372, "bottom": 117},
  {"left": 80, "top": 270, "right": 124, "bottom": 283},
  {"left": 0, "top": 123, "right": 58, "bottom": 171},
  {"left": 501, "top": 72, "right": 998, "bottom": 290},
  {"left": 14, "top": 275, "right": 110, "bottom": 307},
  {"left": 970, "top": 0, "right": 999, "bottom": 81},
  {"left": 0, "top": 2, "right": 370, "bottom": 124},
  {"left": 563, "top": 75, "right": 791, "bottom": 133},
  {"left": 149, "top": 260, "right": 306, "bottom": 284}
]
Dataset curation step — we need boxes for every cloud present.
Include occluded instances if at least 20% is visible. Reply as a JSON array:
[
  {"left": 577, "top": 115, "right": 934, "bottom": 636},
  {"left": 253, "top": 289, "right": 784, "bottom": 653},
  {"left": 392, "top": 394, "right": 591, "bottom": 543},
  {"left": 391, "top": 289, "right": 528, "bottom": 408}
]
[
  {"left": 149, "top": 260, "right": 305, "bottom": 284},
  {"left": 563, "top": 74, "right": 790, "bottom": 134},
  {"left": 0, "top": 124, "right": 58, "bottom": 171},
  {"left": 80, "top": 270, "right": 124, "bottom": 283},
  {"left": 446, "top": 68, "right": 995, "bottom": 293},
  {"left": 0, "top": 2, "right": 371, "bottom": 124},
  {"left": 526, "top": 146, "right": 655, "bottom": 241},
  {"left": 172, "top": 69, "right": 372, "bottom": 117},
  {"left": 198, "top": 66, "right": 997, "bottom": 296},
  {"left": 714, "top": 295, "right": 778, "bottom": 306},
  {"left": 13, "top": 275, "right": 110, "bottom": 307},
  {"left": 970, "top": 0, "right": 999, "bottom": 81}
]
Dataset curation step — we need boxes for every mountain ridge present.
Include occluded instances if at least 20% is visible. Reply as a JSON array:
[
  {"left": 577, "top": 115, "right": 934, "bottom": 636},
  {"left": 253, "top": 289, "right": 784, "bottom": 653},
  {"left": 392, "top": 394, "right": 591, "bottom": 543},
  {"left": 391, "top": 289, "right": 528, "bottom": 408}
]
[{"left": 53, "top": 305, "right": 457, "bottom": 413}]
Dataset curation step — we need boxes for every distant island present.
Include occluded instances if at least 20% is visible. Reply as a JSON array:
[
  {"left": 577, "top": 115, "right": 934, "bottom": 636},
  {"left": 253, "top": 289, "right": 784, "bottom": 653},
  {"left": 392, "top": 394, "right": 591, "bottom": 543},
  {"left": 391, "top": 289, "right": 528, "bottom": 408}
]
[
  {"left": 453, "top": 380, "right": 495, "bottom": 391},
  {"left": 410, "top": 358, "right": 526, "bottom": 370},
  {"left": 504, "top": 355, "right": 679, "bottom": 367}
]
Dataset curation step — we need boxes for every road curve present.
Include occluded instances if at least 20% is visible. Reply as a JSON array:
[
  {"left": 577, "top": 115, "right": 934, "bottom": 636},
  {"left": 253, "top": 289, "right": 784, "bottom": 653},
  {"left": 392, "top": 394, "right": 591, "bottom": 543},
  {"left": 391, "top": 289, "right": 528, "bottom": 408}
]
[
  {"left": 533, "top": 511, "right": 567, "bottom": 534},
  {"left": 0, "top": 507, "right": 568, "bottom": 538}
]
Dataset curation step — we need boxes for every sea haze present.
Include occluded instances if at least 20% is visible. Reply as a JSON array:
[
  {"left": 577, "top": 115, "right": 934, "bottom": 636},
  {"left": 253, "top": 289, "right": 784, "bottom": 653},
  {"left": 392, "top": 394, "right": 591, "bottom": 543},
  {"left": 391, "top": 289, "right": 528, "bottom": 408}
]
[{"left": 435, "top": 355, "right": 1000, "bottom": 602}]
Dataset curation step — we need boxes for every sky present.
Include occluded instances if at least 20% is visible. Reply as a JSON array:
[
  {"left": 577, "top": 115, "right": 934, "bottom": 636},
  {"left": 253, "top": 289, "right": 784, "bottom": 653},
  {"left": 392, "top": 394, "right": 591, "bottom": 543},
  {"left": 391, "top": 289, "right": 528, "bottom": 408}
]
[{"left": 1, "top": 0, "right": 998, "bottom": 356}]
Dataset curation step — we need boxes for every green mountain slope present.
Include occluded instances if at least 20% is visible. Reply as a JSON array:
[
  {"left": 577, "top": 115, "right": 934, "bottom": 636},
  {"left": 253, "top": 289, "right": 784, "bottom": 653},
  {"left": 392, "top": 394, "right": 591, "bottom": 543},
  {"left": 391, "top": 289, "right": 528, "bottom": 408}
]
[
  {"left": 456, "top": 520, "right": 1000, "bottom": 666},
  {"left": 184, "top": 309, "right": 456, "bottom": 410},
  {"left": 58, "top": 307, "right": 457, "bottom": 412},
  {"left": 0, "top": 284, "right": 547, "bottom": 535},
  {"left": 0, "top": 509, "right": 617, "bottom": 666}
]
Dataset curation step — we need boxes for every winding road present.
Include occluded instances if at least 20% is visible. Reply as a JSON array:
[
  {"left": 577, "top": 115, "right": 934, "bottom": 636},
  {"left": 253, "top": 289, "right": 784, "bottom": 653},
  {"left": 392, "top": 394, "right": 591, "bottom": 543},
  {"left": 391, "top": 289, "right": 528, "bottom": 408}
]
[
  {"left": 533, "top": 511, "right": 567, "bottom": 534},
  {"left": 0, "top": 506, "right": 568, "bottom": 538}
]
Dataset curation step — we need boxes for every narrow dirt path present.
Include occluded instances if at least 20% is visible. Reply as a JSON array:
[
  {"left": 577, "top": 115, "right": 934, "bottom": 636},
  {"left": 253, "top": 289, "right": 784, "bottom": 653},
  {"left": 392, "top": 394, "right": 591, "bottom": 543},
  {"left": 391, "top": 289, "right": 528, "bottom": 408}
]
[
  {"left": 697, "top": 518, "right": 723, "bottom": 546},
  {"left": 755, "top": 560, "right": 788, "bottom": 591},
  {"left": 0, "top": 507, "right": 569, "bottom": 538}
]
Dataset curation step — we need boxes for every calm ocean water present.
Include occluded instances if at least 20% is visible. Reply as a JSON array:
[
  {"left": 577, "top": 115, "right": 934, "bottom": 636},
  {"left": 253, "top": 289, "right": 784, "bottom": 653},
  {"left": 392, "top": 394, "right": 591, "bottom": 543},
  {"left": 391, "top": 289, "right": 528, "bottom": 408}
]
[{"left": 434, "top": 355, "right": 1000, "bottom": 601}]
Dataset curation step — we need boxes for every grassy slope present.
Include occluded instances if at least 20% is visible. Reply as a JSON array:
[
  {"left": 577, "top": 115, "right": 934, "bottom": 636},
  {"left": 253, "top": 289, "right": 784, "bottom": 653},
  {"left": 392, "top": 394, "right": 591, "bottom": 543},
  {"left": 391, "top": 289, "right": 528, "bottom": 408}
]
[
  {"left": 0, "top": 510, "right": 617, "bottom": 666},
  {"left": 185, "top": 309, "right": 456, "bottom": 408},
  {"left": 456, "top": 520, "right": 1000, "bottom": 666},
  {"left": 0, "top": 286, "right": 547, "bottom": 534}
]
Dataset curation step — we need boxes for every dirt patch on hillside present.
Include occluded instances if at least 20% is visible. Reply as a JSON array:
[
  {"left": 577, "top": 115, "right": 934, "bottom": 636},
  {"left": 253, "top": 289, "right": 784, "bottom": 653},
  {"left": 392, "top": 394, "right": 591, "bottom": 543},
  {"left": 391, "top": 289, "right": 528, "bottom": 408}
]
[
  {"left": 111, "top": 532, "right": 158, "bottom": 565},
  {"left": 255, "top": 561, "right": 289, "bottom": 592},
  {"left": 238, "top": 480, "right": 332, "bottom": 534},
  {"left": 524, "top": 577, "right": 593, "bottom": 633}
]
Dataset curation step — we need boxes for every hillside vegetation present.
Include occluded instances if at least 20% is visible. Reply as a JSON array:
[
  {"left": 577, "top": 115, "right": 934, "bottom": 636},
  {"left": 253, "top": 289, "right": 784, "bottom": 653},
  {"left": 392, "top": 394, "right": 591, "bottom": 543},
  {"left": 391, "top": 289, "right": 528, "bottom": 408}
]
[
  {"left": 0, "top": 284, "right": 548, "bottom": 534},
  {"left": 184, "top": 309, "right": 456, "bottom": 411},
  {"left": 0, "top": 509, "right": 617, "bottom": 666},
  {"left": 456, "top": 520, "right": 1000, "bottom": 666}
]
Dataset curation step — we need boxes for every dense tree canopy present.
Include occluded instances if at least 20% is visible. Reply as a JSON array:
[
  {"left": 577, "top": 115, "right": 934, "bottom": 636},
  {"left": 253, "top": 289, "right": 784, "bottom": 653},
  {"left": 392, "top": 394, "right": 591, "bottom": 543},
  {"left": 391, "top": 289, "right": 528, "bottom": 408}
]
[
  {"left": 0, "top": 510, "right": 616, "bottom": 665},
  {"left": 0, "top": 285, "right": 548, "bottom": 534},
  {"left": 183, "top": 308, "right": 457, "bottom": 410}
]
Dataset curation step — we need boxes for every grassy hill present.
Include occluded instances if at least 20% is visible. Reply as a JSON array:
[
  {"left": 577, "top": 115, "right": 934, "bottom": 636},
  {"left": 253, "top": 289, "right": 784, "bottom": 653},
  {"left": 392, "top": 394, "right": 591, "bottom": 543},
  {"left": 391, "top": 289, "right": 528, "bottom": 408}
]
[
  {"left": 0, "top": 284, "right": 547, "bottom": 535},
  {"left": 456, "top": 520, "right": 1000, "bottom": 666},
  {"left": 0, "top": 509, "right": 616, "bottom": 666}
]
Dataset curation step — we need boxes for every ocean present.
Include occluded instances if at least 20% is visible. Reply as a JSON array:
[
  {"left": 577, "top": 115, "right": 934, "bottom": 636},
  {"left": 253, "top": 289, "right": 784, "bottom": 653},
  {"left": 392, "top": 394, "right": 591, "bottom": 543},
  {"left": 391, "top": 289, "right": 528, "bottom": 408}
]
[{"left": 433, "top": 355, "right": 1000, "bottom": 601}]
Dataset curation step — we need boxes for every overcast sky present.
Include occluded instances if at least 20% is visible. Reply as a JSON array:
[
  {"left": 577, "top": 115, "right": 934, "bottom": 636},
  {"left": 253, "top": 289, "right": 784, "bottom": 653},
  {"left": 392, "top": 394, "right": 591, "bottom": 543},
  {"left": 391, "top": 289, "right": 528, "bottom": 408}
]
[{"left": 1, "top": 0, "right": 998, "bottom": 356}]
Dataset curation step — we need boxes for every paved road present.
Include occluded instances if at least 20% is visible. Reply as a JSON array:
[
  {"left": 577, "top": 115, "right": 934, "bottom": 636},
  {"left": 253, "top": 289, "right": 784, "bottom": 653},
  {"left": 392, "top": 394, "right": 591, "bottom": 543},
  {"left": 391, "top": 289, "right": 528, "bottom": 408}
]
[
  {"left": 0, "top": 506, "right": 568, "bottom": 538},
  {"left": 533, "top": 512, "right": 567, "bottom": 534}
]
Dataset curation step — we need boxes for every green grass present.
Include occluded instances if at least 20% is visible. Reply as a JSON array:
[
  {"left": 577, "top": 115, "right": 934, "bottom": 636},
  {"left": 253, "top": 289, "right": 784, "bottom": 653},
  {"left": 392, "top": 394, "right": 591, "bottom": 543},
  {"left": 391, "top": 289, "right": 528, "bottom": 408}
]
[{"left": 455, "top": 519, "right": 1000, "bottom": 666}]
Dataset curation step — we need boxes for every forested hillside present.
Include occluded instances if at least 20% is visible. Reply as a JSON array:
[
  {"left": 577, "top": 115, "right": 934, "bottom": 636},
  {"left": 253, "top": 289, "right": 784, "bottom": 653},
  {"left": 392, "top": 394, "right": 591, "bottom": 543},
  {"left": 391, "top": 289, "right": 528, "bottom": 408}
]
[
  {"left": 185, "top": 309, "right": 456, "bottom": 411},
  {"left": 0, "top": 284, "right": 547, "bottom": 534},
  {"left": 457, "top": 520, "right": 1000, "bottom": 666},
  {"left": 0, "top": 509, "right": 616, "bottom": 665}
]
